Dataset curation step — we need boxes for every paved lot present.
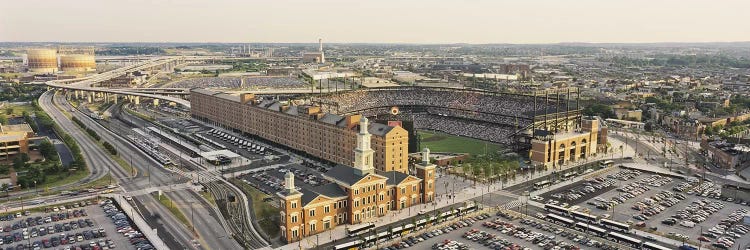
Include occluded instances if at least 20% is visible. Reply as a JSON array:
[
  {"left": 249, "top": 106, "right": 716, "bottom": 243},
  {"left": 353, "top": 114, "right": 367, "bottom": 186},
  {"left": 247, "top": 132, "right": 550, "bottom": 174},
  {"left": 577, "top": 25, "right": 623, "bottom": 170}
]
[
  {"left": 0, "top": 199, "right": 138, "bottom": 250},
  {"left": 239, "top": 163, "right": 331, "bottom": 195},
  {"left": 198, "top": 128, "right": 290, "bottom": 172},
  {"left": 540, "top": 168, "right": 750, "bottom": 249}
]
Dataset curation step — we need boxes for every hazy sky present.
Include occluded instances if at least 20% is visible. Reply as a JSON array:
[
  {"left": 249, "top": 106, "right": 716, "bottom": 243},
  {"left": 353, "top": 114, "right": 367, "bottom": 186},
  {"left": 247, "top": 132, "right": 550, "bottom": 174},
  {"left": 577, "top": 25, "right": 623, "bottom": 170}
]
[{"left": 1, "top": 0, "right": 748, "bottom": 44}]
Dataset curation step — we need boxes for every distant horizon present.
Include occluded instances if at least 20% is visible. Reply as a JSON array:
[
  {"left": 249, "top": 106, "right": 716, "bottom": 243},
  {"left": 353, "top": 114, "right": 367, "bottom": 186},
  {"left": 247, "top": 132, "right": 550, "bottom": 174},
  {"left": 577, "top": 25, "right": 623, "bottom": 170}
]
[{"left": 3, "top": 41, "right": 750, "bottom": 46}]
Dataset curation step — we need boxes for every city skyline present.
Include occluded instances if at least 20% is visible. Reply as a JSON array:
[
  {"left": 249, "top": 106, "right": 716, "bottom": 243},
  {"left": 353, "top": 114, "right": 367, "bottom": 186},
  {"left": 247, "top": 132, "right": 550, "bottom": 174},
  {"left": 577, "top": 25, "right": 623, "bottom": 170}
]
[{"left": 2, "top": 0, "right": 749, "bottom": 44}]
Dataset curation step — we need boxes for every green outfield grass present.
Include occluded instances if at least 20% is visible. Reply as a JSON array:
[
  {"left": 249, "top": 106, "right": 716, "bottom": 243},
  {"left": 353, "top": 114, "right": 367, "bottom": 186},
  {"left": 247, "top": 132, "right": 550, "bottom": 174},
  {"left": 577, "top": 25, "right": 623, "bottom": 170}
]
[{"left": 418, "top": 130, "right": 503, "bottom": 155}]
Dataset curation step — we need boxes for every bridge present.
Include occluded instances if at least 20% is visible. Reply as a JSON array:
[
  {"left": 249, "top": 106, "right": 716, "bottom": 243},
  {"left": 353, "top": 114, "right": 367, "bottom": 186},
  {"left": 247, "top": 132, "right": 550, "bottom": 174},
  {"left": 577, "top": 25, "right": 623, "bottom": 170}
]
[
  {"left": 44, "top": 56, "right": 336, "bottom": 107},
  {"left": 45, "top": 57, "right": 193, "bottom": 107}
]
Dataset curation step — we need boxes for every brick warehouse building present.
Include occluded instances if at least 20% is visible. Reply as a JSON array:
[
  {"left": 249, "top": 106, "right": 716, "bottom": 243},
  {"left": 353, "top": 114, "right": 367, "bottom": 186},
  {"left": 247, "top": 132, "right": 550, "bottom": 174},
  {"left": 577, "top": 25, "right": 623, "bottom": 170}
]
[
  {"left": 277, "top": 117, "right": 436, "bottom": 243},
  {"left": 190, "top": 89, "right": 409, "bottom": 173}
]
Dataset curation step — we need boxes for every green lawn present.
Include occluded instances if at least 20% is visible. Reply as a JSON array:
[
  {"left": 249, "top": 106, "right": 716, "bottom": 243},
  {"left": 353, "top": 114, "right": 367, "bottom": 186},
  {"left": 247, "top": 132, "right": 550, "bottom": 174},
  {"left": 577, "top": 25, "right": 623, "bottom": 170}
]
[
  {"left": 151, "top": 192, "right": 192, "bottom": 228},
  {"left": 2, "top": 103, "right": 35, "bottom": 117},
  {"left": 39, "top": 168, "right": 90, "bottom": 191},
  {"left": 418, "top": 130, "right": 503, "bottom": 156}
]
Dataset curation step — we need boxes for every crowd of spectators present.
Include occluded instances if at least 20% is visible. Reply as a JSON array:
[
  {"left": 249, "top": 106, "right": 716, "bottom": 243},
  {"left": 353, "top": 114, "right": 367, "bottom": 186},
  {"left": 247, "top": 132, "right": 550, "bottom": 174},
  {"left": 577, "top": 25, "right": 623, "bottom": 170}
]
[
  {"left": 171, "top": 77, "right": 307, "bottom": 89},
  {"left": 319, "top": 88, "right": 557, "bottom": 119},
  {"left": 412, "top": 114, "right": 515, "bottom": 144}
]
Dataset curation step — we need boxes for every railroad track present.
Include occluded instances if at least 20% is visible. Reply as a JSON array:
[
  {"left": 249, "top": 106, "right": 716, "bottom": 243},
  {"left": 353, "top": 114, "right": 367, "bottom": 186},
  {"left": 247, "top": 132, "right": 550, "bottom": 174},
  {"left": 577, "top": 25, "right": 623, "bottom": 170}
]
[{"left": 205, "top": 180, "right": 270, "bottom": 249}]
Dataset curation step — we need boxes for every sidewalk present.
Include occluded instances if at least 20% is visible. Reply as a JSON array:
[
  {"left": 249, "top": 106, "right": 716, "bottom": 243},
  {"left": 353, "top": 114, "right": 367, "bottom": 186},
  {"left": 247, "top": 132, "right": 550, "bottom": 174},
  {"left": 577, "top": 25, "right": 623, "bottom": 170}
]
[
  {"left": 275, "top": 136, "right": 638, "bottom": 249},
  {"left": 276, "top": 180, "right": 488, "bottom": 250},
  {"left": 108, "top": 194, "right": 169, "bottom": 250}
]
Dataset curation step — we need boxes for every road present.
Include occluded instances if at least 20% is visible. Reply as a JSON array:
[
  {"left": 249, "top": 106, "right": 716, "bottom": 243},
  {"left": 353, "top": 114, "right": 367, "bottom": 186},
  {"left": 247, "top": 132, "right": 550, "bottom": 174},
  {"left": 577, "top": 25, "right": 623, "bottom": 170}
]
[
  {"left": 609, "top": 131, "right": 747, "bottom": 187},
  {"left": 110, "top": 102, "right": 270, "bottom": 249},
  {"left": 56, "top": 91, "right": 247, "bottom": 250},
  {"left": 39, "top": 90, "right": 245, "bottom": 250},
  {"left": 45, "top": 57, "right": 190, "bottom": 107}
]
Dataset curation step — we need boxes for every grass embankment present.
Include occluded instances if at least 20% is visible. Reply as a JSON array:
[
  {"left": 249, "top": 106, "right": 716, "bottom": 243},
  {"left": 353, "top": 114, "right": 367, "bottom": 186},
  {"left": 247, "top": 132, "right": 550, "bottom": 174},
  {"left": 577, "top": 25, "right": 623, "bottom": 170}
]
[
  {"left": 31, "top": 173, "right": 115, "bottom": 197},
  {"left": 80, "top": 174, "right": 116, "bottom": 189},
  {"left": 2, "top": 103, "right": 36, "bottom": 117},
  {"left": 151, "top": 192, "right": 192, "bottom": 228},
  {"left": 230, "top": 178, "right": 280, "bottom": 238},
  {"left": 66, "top": 106, "right": 135, "bottom": 176},
  {"left": 112, "top": 156, "right": 136, "bottom": 178},
  {"left": 199, "top": 190, "right": 217, "bottom": 207},
  {"left": 38, "top": 169, "right": 90, "bottom": 191},
  {"left": 124, "top": 108, "right": 155, "bottom": 122},
  {"left": 418, "top": 130, "right": 503, "bottom": 155}
]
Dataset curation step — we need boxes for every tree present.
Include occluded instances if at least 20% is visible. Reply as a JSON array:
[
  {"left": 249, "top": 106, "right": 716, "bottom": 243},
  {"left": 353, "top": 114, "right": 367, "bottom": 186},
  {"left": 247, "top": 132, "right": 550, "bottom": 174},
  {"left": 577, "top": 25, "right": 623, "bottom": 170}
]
[
  {"left": 0, "top": 114, "right": 6, "bottom": 125},
  {"left": 38, "top": 140, "right": 59, "bottom": 162},
  {"left": 483, "top": 163, "right": 494, "bottom": 182},
  {"left": 12, "top": 156, "right": 25, "bottom": 169},
  {"left": 644, "top": 122, "right": 654, "bottom": 132},
  {"left": 19, "top": 153, "right": 30, "bottom": 163},
  {"left": 472, "top": 163, "right": 482, "bottom": 184},
  {"left": 462, "top": 164, "right": 471, "bottom": 179},
  {"left": 583, "top": 103, "right": 615, "bottom": 119},
  {"left": 492, "top": 163, "right": 503, "bottom": 183}
]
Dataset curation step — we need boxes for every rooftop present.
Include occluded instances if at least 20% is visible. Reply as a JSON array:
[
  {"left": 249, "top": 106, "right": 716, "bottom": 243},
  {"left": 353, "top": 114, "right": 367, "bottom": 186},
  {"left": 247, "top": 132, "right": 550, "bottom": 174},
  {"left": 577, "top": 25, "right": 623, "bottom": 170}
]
[
  {"left": 322, "top": 165, "right": 367, "bottom": 186},
  {"left": 0, "top": 124, "right": 33, "bottom": 133}
]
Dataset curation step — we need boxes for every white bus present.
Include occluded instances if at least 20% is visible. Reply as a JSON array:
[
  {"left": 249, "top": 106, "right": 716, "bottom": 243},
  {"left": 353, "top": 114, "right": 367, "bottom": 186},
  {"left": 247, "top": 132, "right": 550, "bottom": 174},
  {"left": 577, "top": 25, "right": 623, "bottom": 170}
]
[
  {"left": 562, "top": 172, "right": 577, "bottom": 180},
  {"left": 534, "top": 180, "right": 552, "bottom": 190},
  {"left": 346, "top": 223, "right": 375, "bottom": 237}
]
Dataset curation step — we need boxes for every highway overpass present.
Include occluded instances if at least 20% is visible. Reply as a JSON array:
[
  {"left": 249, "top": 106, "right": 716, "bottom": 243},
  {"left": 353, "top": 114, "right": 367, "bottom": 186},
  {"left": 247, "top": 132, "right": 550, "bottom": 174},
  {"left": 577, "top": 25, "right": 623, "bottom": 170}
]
[
  {"left": 45, "top": 57, "right": 192, "bottom": 107},
  {"left": 44, "top": 55, "right": 334, "bottom": 108}
]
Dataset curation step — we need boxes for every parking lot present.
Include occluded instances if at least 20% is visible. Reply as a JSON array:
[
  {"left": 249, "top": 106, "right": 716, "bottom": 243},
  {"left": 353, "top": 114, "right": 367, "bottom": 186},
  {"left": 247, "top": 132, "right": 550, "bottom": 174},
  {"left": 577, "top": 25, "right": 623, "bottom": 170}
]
[
  {"left": 381, "top": 210, "right": 616, "bottom": 250},
  {"left": 238, "top": 163, "right": 331, "bottom": 196},
  {"left": 539, "top": 167, "right": 750, "bottom": 249},
  {"left": 0, "top": 198, "right": 152, "bottom": 250},
  {"left": 197, "top": 128, "right": 294, "bottom": 172}
]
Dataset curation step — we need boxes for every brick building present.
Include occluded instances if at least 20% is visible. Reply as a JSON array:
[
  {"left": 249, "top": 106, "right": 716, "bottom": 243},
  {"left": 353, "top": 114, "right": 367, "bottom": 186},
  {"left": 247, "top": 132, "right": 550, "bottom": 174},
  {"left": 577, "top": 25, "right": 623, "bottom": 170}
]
[
  {"left": 529, "top": 118, "right": 601, "bottom": 168},
  {"left": 701, "top": 140, "right": 750, "bottom": 171},
  {"left": 277, "top": 117, "right": 435, "bottom": 243},
  {"left": 190, "top": 89, "right": 409, "bottom": 173}
]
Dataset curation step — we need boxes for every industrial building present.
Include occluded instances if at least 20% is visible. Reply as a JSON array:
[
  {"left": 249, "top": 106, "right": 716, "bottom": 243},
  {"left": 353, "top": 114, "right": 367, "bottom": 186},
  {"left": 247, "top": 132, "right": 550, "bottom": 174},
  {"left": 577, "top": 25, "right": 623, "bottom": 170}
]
[
  {"left": 302, "top": 39, "right": 326, "bottom": 63},
  {"left": 25, "top": 49, "right": 58, "bottom": 73},
  {"left": 190, "top": 89, "right": 409, "bottom": 173},
  {"left": 60, "top": 54, "right": 96, "bottom": 72},
  {"left": 26, "top": 47, "right": 96, "bottom": 73}
]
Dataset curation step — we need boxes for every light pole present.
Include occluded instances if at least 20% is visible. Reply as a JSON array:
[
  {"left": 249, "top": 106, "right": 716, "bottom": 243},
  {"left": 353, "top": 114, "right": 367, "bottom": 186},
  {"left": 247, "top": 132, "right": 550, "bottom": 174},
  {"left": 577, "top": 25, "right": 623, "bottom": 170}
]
[{"left": 521, "top": 191, "right": 529, "bottom": 217}]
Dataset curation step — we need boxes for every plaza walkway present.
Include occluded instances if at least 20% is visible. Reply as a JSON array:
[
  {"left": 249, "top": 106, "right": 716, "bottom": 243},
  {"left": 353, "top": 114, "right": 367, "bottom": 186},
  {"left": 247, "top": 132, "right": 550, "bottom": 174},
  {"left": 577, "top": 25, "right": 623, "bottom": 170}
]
[{"left": 275, "top": 136, "right": 636, "bottom": 249}]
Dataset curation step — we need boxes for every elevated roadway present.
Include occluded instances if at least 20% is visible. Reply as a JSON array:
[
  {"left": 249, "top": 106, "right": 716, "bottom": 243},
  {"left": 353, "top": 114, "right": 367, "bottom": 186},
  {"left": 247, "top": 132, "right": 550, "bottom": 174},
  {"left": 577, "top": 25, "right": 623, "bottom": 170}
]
[
  {"left": 45, "top": 57, "right": 191, "bottom": 107},
  {"left": 44, "top": 56, "right": 332, "bottom": 106}
]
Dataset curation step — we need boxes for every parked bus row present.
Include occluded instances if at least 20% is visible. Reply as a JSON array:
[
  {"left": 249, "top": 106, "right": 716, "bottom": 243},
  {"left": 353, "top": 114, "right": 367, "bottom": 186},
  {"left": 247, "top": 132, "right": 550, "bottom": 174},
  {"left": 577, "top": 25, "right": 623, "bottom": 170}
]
[
  {"left": 543, "top": 204, "right": 679, "bottom": 250},
  {"left": 335, "top": 203, "right": 479, "bottom": 250},
  {"left": 544, "top": 204, "right": 630, "bottom": 232}
]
